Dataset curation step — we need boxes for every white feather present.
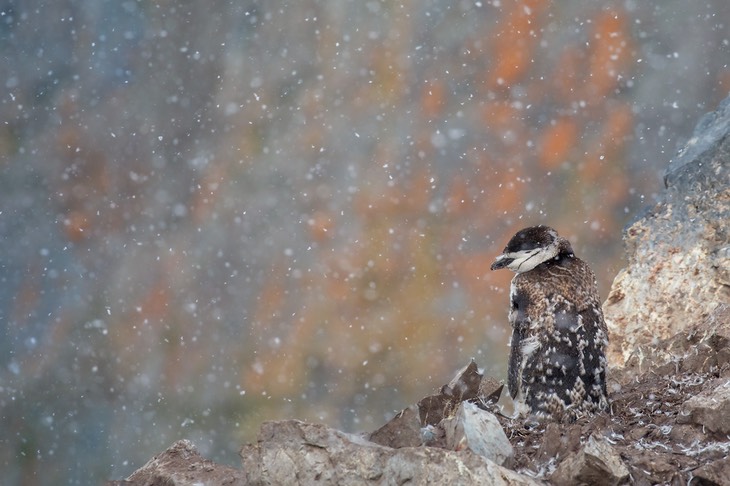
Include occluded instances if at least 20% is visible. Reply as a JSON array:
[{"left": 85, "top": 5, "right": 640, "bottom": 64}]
[
  {"left": 520, "top": 335, "right": 541, "bottom": 357},
  {"left": 501, "top": 245, "right": 558, "bottom": 273}
]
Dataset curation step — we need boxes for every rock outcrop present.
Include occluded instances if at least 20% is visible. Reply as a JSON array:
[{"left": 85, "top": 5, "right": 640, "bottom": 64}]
[
  {"left": 604, "top": 97, "right": 730, "bottom": 366},
  {"left": 110, "top": 97, "right": 730, "bottom": 486}
]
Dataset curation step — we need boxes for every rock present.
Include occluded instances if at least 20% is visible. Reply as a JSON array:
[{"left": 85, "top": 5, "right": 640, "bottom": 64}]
[
  {"left": 604, "top": 97, "right": 730, "bottom": 367},
  {"left": 417, "top": 360, "right": 503, "bottom": 426},
  {"left": 535, "top": 423, "right": 563, "bottom": 462},
  {"left": 418, "top": 360, "right": 481, "bottom": 426},
  {"left": 678, "top": 380, "right": 730, "bottom": 435},
  {"left": 477, "top": 375, "right": 505, "bottom": 408},
  {"left": 240, "top": 420, "right": 539, "bottom": 486},
  {"left": 418, "top": 392, "right": 454, "bottom": 427},
  {"left": 534, "top": 422, "right": 585, "bottom": 465},
  {"left": 550, "top": 434, "right": 629, "bottom": 486},
  {"left": 442, "top": 402, "right": 513, "bottom": 466},
  {"left": 445, "top": 359, "right": 483, "bottom": 402},
  {"left": 693, "top": 456, "right": 730, "bottom": 486},
  {"left": 114, "top": 439, "right": 246, "bottom": 485},
  {"left": 368, "top": 405, "right": 423, "bottom": 448},
  {"left": 617, "top": 304, "right": 730, "bottom": 381}
]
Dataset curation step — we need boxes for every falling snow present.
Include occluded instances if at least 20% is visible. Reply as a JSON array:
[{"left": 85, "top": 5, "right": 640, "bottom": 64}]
[{"left": 0, "top": 1, "right": 728, "bottom": 485}]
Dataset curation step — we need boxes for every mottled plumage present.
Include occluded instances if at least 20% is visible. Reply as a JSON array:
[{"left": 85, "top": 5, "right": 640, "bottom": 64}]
[{"left": 491, "top": 226, "right": 609, "bottom": 421}]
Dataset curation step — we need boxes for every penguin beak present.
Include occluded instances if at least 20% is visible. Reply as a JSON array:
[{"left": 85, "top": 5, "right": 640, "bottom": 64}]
[{"left": 490, "top": 255, "right": 513, "bottom": 271}]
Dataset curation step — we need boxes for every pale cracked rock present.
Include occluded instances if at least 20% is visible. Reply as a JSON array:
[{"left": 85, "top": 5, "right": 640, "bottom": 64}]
[
  {"left": 442, "top": 401, "right": 513, "bottom": 467},
  {"left": 240, "top": 420, "right": 537, "bottom": 486},
  {"left": 604, "top": 96, "right": 730, "bottom": 367}
]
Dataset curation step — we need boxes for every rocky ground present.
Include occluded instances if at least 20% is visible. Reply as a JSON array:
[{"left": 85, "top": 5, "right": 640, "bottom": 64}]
[
  {"left": 109, "top": 320, "right": 730, "bottom": 485},
  {"left": 110, "top": 96, "right": 729, "bottom": 486},
  {"left": 505, "top": 306, "right": 730, "bottom": 485}
]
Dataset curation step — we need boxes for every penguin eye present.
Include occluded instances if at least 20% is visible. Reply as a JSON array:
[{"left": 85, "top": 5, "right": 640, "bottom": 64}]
[{"left": 512, "top": 300, "right": 519, "bottom": 310}]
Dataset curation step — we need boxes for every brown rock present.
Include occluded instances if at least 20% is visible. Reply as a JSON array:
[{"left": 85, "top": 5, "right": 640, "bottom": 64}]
[
  {"left": 417, "top": 360, "right": 503, "bottom": 426},
  {"left": 535, "top": 423, "right": 563, "bottom": 462},
  {"left": 477, "top": 375, "right": 505, "bottom": 407},
  {"left": 550, "top": 435, "right": 629, "bottom": 486},
  {"left": 368, "top": 405, "right": 423, "bottom": 448},
  {"left": 693, "top": 456, "right": 730, "bottom": 486},
  {"left": 120, "top": 439, "right": 246, "bottom": 485},
  {"left": 418, "top": 392, "right": 453, "bottom": 427},
  {"left": 678, "top": 380, "right": 730, "bottom": 435},
  {"left": 445, "top": 359, "right": 483, "bottom": 402}
]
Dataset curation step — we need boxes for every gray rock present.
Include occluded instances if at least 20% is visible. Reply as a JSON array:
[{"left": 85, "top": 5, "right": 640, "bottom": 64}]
[
  {"left": 442, "top": 401, "right": 513, "bottom": 467},
  {"left": 240, "top": 420, "right": 538, "bottom": 486},
  {"left": 604, "top": 95, "right": 730, "bottom": 367},
  {"left": 550, "top": 434, "right": 629, "bottom": 486}
]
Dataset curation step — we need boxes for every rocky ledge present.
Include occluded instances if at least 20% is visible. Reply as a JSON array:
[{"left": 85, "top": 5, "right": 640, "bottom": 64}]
[{"left": 110, "top": 98, "right": 730, "bottom": 485}]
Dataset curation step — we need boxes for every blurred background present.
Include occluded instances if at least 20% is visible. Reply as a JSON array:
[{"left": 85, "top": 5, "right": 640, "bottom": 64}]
[{"left": 0, "top": 0, "right": 728, "bottom": 483}]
